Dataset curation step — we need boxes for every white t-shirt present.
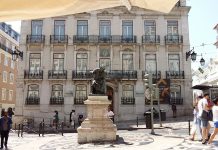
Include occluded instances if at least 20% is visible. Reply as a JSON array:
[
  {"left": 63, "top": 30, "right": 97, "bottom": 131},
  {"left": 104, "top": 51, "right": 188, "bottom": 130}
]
[
  {"left": 107, "top": 111, "right": 114, "bottom": 118},
  {"left": 212, "top": 105, "right": 218, "bottom": 122},
  {"left": 197, "top": 98, "right": 208, "bottom": 118}
]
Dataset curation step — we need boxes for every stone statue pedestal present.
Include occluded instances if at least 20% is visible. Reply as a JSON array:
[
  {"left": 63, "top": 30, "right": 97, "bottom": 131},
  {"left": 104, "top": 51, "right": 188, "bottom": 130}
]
[{"left": 77, "top": 95, "right": 117, "bottom": 144}]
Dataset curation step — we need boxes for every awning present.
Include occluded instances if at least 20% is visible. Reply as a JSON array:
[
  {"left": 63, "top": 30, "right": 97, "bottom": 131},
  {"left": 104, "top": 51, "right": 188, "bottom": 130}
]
[
  {"left": 0, "top": 0, "right": 179, "bottom": 21},
  {"left": 192, "top": 85, "right": 212, "bottom": 90}
]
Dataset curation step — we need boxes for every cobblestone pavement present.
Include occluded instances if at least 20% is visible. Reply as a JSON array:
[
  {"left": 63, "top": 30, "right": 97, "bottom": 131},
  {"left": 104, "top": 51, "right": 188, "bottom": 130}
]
[{"left": 5, "top": 118, "right": 218, "bottom": 150}]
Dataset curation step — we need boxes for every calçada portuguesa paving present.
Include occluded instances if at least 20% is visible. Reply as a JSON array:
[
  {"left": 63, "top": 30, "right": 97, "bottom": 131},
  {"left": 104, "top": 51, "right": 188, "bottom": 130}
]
[{"left": 7, "top": 117, "right": 218, "bottom": 150}]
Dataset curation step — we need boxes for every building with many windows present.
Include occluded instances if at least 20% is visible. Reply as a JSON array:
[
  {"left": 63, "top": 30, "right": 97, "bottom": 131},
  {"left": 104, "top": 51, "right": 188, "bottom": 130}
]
[
  {"left": 15, "top": 0, "right": 192, "bottom": 123},
  {"left": 0, "top": 22, "right": 19, "bottom": 111}
]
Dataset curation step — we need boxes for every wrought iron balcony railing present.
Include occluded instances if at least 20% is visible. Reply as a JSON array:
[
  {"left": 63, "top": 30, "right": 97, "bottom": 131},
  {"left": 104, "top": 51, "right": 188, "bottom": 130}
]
[
  {"left": 24, "top": 70, "right": 43, "bottom": 79},
  {"left": 26, "top": 97, "right": 40, "bottom": 105},
  {"left": 98, "top": 35, "right": 112, "bottom": 43},
  {"left": 74, "top": 97, "right": 88, "bottom": 105},
  {"left": 72, "top": 70, "right": 93, "bottom": 80},
  {"left": 142, "top": 35, "right": 160, "bottom": 44},
  {"left": 50, "top": 35, "right": 68, "bottom": 44},
  {"left": 26, "top": 35, "right": 45, "bottom": 44},
  {"left": 121, "top": 36, "right": 137, "bottom": 43},
  {"left": 50, "top": 97, "right": 64, "bottom": 105},
  {"left": 142, "top": 71, "right": 161, "bottom": 79},
  {"left": 48, "top": 70, "right": 67, "bottom": 79},
  {"left": 121, "top": 97, "right": 135, "bottom": 105},
  {"left": 166, "top": 71, "right": 185, "bottom": 79},
  {"left": 165, "top": 35, "right": 183, "bottom": 45},
  {"left": 170, "top": 97, "right": 183, "bottom": 105}
]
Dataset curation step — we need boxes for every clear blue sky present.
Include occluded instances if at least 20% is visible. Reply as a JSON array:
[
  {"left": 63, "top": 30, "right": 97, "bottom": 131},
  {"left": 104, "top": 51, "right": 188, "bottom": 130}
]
[{"left": 6, "top": 0, "right": 218, "bottom": 67}]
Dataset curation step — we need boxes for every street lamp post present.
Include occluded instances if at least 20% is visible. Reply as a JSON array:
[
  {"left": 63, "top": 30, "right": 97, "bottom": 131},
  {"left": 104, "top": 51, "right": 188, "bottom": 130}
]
[{"left": 12, "top": 47, "right": 23, "bottom": 61}]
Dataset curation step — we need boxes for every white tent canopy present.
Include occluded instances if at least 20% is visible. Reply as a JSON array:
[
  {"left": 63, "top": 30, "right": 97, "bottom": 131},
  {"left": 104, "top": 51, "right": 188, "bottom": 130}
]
[{"left": 0, "top": 0, "right": 179, "bottom": 21}]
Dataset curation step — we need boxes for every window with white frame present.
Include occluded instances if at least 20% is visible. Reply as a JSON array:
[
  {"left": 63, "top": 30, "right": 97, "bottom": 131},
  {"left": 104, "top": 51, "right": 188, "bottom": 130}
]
[
  {"left": 168, "top": 54, "right": 180, "bottom": 71},
  {"left": 77, "top": 20, "right": 88, "bottom": 36},
  {"left": 145, "top": 54, "right": 157, "bottom": 73},
  {"left": 51, "top": 84, "right": 63, "bottom": 97},
  {"left": 27, "top": 84, "right": 39, "bottom": 98},
  {"left": 9, "top": 90, "right": 13, "bottom": 101},
  {"left": 144, "top": 20, "right": 156, "bottom": 35},
  {"left": 75, "top": 84, "right": 87, "bottom": 99},
  {"left": 99, "top": 48, "right": 110, "bottom": 71},
  {"left": 9, "top": 73, "right": 14, "bottom": 84},
  {"left": 1, "top": 88, "right": 6, "bottom": 100},
  {"left": 122, "top": 84, "right": 134, "bottom": 98},
  {"left": 170, "top": 85, "right": 181, "bottom": 99},
  {"left": 122, "top": 54, "right": 133, "bottom": 71},
  {"left": 29, "top": 53, "right": 41, "bottom": 72},
  {"left": 53, "top": 53, "right": 64, "bottom": 71},
  {"left": 167, "top": 21, "right": 178, "bottom": 35},
  {"left": 3, "top": 71, "right": 7, "bottom": 83},
  {"left": 122, "top": 20, "right": 133, "bottom": 38},
  {"left": 4, "top": 56, "right": 8, "bottom": 66},
  {"left": 54, "top": 20, "right": 65, "bottom": 36},
  {"left": 76, "top": 53, "right": 87, "bottom": 72},
  {"left": 99, "top": 20, "right": 111, "bottom": 37},
  {"left": 31, "top": 20, "right": 43, "bottom": 35}
]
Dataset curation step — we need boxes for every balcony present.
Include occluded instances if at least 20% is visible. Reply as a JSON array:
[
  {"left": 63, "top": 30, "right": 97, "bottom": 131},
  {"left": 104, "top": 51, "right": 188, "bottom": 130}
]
[
  {"left": 142, "top": 71, "right": 161, "bottom": 79},
  {"left": 121, "top": 36, "right": 137, "bottom": 43},
  {"left": 164, "top": 35, "right": 183, "bottom": 45},
  {"left": 74, "top": 97, "right": 87, "bottom": 105},
  {"left": 106, "top": 70, "right": 137, "bottom": 80},
  {"left": 121, "top": 97, "right": 135, "bottom": 105},
  {"left": 50, "top": 97, "right": 64, "bottom": 105},
  {"left": 26, "top": 97, "right": 40, "bottom": 105},
  {"left": 170, "top": 97, "right": 183, "bottom": 105},
  {"left": 98, "top": 35, "right": 112, "bottom": 43},
  {"left": 50, "top": 35, "right": 68, "bottom": 44},
  {"left": 166, "top": 71, "right": 185, "bottom": 79},
  {"left": 72, "top": 70, "right": 92, "bottom": 80},
  {"left": 26, "top": 35, "right": 45, "bottom": 44},
  {"left": 142, "top": 35, "right": 160, "bottom": 44},
  {"left": 24, "top": 70, "right": 43, "bottom": 80},
  {"left": 48, "top": 70, "right": 67, "bottom": 79}
]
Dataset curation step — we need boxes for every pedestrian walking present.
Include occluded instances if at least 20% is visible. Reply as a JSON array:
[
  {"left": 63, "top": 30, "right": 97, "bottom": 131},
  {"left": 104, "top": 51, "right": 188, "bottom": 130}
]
[
  {"left": 171, "top": 103, "right": 177, "bottom": 118},
  {"left": 53, "top": 110, "right": 59, "bottom": 129},
  {"left": 208, "top": 97, "right": 218, "bottom": 144},
  {"left": 0, "top": 111, "right": 12, "bottom": 149},
  {"left": 7, "top": 107, "right": 14, "bottom": 119},
  {"left": 70, "top": 110, "right": 76, "bottom": 128},
  {"left": 198, "top": 93, "right": 212, "bottom": 144},
  {"left": 107, "top": 107, "right": 114, "bottom": 123}
]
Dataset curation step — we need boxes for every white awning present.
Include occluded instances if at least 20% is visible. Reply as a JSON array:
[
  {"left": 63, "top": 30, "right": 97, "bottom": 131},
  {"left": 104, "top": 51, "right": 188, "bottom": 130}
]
[{"left": 0, "top": 0, "right": 179, "bottom": 21}]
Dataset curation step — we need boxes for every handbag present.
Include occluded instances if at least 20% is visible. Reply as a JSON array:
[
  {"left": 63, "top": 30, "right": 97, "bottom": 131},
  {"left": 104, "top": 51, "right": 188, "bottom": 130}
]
[{"left": 201, "top": 110, "right": 209, "bottom": 120}]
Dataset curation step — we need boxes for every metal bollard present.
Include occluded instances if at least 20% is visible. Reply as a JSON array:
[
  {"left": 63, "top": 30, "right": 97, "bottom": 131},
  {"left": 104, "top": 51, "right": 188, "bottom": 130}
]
[
  {"left": 74, "top": 120, "right": 75, "bottom": 129},
  {"left": 137, "top": 116, "right": 138, "bottom": 127},
  {"left": 61, "top": 122, "right": 64, "bottom": 136},
  {"left": 15, "top": 123, "right": 16, "bottom": 131},
  {"left": 21, "top": 124, "right": 23, "bottom": 137},
  {"left": 188, "top": 120, "right": 191, "bottom": 135},
  {"left": 39, "top": 122, "right": 42, "bottom": 137},
  {"left": 42, "top": 121, "right": 45, "bottom": 137},
  {"left": 18, "top": 124, "right": 20, "bottom": 137}
]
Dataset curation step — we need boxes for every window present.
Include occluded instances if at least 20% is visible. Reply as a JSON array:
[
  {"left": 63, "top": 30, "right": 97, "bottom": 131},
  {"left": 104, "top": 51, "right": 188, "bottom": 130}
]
[
  {"left": 75, "top": 85, "right": 87, "bottom": 99},
  {"left": 144, "top": 20, "right": 156, "bottom": 35},
  {"left": 54, "top": 20, "right": 65, "bottom": 36},
  {"left": 11, "top": 60, "right": 14, "bottom": 69},
  {"left": 99, "top": 20, "right": 111, "bottom": 37},
  {"left": 51, "top": 85, "right": 63, "bottom": 97},
  {"left": 1, "top": 88, "right": 6, "bottom": 100},
  {"left": 170, "top": 85, "right": 181, "bottom": 99},
  {"left": 9, "top": 73, "right": 14, "bottom": 84},
  {"left": 168, "top": 54, "right": 180, "bottom": 71},
  {"left": 121, "top": 84, "right": 135, "bottom": 104},
  {"left": 27, "top": 85, "right": 39, "bottom": 98},
  {"left": 167, "top": 21, "right": 178, "bottom": 35},
  {"left": 122, "top": 54, "right": 133, "bottom": 70},
  {"left": 4, "top": 56, "right": 8, "bottom": 66},
  {"left": 122, "top": 20, "right": 133, "bottom": 38},
  {"left": 9, "top": 90, "right": 13, "bottom": 101},
  {"left": 29, "top": 53, "right": 41, "bottom": 72},
  {"left": 77, "top": 20, "right": 88, "bottom": 36},
  {"left": 3, "top": 71, "right": 7, "bottom": 83},
  {"left": 145, "top": 54, "right": 157, "bottom": 73},
  {"left": 76, "top": 53, "right": 87, "bottom": 72},
  {"left": 53, "top": 53, "right": 64, "bottom": 71},
  {"left": 31, "top": 20, "right": 43, "bottom": 35},
  {"left": 99, "top": 49, "right": 110, "bottom": 71}
]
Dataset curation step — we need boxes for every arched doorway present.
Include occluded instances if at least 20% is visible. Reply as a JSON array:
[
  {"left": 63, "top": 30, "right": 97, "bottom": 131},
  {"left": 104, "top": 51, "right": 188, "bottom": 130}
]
[{"left": 106, "top": 86, "right": 114, "bottom": 111}]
